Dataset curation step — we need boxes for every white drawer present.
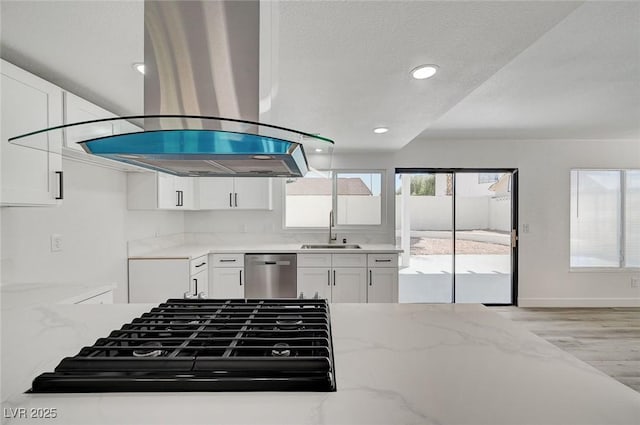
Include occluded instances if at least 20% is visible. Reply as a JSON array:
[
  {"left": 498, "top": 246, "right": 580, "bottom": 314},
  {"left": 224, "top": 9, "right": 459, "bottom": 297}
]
[
  {"left": 211, "top": 253, "right": 244, "bottom": 267},
  {"left": 297, "top": 253, "right": 332, "bottom": 268},
  {"left": 368, "top": 253, "right": 398, "bottom": 268},
  {"left": 190, "top": 255, "right": 208, "bottom": 275},
  {"left": 332, "top": 254, "right": 367, "bottom": 268}
]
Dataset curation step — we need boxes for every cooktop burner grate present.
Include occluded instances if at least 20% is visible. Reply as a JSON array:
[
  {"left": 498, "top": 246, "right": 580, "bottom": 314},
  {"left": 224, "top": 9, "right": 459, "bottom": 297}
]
[{"left": 31, "top": 299, "right": 336, "bottom": 392}]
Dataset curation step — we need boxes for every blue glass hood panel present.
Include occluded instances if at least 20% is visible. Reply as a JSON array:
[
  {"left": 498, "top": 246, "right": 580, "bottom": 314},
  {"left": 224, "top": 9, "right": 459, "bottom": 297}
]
[{"left": 81, "top": 129, "right": 294, "bottom": 155}]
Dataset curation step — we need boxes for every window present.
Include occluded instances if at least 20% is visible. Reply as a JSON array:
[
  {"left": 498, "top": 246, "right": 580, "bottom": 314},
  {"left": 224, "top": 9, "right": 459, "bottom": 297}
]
[
  {"left": 285, "top": 170, "right": 384, "bottom": 228},
  {"left": 335, "top": 172, "right": 382, "bottom": 225},
  {"left": 570, "top": 169, "right": 639, "bottom": 268}
]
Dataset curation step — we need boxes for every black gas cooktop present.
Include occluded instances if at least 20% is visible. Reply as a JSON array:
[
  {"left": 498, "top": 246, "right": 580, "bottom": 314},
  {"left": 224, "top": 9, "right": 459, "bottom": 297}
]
[{"left": 31, "top": 299, "right": 336, "bottom": 392}]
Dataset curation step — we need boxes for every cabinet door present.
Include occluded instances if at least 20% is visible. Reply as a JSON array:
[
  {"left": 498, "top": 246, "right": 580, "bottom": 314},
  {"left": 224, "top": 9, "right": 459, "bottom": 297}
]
[
  {"left": 233, "top": 178, "right": 272, "bottom": 210},
  {"left": 175, "top": 177, "right": 194, "bottom": 209},
  {"left": 297, "top": 268, "right": 331, "bottom": 301},
  {"left": 63, "top": 92, "right": 115, "bottom": 152},
  {"left": 367, "top": 268, "right": 398, "bottom": 303},
  {"left": 332, "top": 268, "right": 367, "bottom": 303},
  {"left": 211, "top": 267, "right": 244, "bottom": 298},
  {"left": 157, "top": 173, "right": 179, "bottom": 209},
  {"left": 1, "top": 60, "right": 62, "bottom": 206},
  {"left": 198, "top": 177, "right": 235, "bottom": 209},
  {"left": 192, "top": 268, "right": 209, "bottom": 298},
  {"left": 129, "top": 259, "right": 190, "bottom": 303}
]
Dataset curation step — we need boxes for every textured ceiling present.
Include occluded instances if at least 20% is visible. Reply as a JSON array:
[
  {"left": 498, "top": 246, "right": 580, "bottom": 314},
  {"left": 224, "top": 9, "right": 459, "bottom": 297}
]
[
  {"left": 420, "top": 1, "right": 640, "bottom": 141},
  {"left": 1, "top": 1, "right": 638, "bottom": 152},
  {"left": 1, "top": 1, "right": 144, "bottom": 116}
]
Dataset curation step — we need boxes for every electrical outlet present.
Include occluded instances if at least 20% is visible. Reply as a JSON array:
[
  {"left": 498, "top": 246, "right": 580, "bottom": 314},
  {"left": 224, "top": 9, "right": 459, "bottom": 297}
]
[
  {"left": 51, "top": 234, "right": 63, "bottom": 252},
  {"left": 632, "top": 277, "right": 640, "bottom": 288},
  {"left": 522, "top": 224, "right": 530, "bottom": 233}
]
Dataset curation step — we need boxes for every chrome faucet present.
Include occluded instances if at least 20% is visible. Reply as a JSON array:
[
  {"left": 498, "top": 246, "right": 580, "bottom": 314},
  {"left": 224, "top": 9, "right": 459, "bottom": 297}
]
[{"left": 328, "top": 210, "right": 337, "bottom": 243}]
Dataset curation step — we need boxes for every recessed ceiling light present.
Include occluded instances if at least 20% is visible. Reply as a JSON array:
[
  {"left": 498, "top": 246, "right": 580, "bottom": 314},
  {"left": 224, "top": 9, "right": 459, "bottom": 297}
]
[
  {"left": 132, "top": 63, "right": 145, "bottom": 75},
  {"left": 373, "top": 127, "right": 389, "bottom": 134},
  {"left": 410, "top": 64, "right": 438, "bottom": 80},
  {"left": 314, "top": 148, "right": 323, "bottom": 152}
]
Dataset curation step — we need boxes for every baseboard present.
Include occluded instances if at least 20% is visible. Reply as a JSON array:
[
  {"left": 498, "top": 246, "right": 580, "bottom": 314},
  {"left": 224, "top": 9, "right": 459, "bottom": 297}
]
[{"left": 518, "top": 298, "right": 640, "bottom": 307}]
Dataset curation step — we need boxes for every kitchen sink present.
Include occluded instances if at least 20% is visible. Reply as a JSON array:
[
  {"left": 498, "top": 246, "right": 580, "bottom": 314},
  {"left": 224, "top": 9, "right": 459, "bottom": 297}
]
[{"left": 301, "top": 244, "right": 361, "bottom": 249}]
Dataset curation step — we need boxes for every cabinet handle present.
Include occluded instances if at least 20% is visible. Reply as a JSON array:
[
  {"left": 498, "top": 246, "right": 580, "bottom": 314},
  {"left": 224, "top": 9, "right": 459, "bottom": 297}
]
[
  {"left": 176, "top": 190, "right": 184, "bottom": 207},
  {"left": 327, "top": 270, "right": 331, "bottom": 286},
  {"left": 369, "top": 270, "right": 372, "bottom": 286},
  {"left": 195, "top": 262, "right": 206, "bottom": 268},
  {"left": 234, "top": 193, "right": 238, "bottom": 207},
  {"left": 229, "top": 192, "right": 233, "bottom": 207},
  {"left": 239, "top": 270, "right": 243, "bottom": 285},
  {"left": 55, "top": 171, "right": 64, "bottom": 200},
  {"left": 375, "top": 259, "right": 392, "bottom": 263},
  {"left": 219, "top": 259, "right": 236, "bottom": 263},
  {"left": 333, "top": 270, "right": 336, "bottom": 286}
]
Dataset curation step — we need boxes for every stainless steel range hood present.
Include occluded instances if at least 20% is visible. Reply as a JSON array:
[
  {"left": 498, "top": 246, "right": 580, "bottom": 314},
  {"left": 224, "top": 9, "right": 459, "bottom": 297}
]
[{"left": 8, "top": 0, "right": 333, "bottom": 177}]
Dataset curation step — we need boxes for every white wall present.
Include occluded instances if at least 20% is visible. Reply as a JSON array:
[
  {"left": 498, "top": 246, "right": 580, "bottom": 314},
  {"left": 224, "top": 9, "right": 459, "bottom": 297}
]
[
  {"left": 0, "top": 159, "right": 184, "bottom": 302},
  {"left": 394, "top": 195, "right": 510, "bottom": 231},
  {"left": 395, "top": 138, "right": 640, "bottom": 306}
]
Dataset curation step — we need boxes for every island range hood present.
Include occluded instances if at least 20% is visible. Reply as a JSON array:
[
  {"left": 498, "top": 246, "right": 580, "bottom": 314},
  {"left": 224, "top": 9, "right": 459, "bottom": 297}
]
[{"left": 9, "top": 1, "right": 333, "bottom": 177}]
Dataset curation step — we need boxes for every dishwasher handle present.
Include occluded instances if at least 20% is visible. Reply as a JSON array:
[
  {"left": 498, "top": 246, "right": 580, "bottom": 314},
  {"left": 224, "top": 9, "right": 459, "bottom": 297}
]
[{"left": 261, "top": 261, "right": 291, "bottom": 266}]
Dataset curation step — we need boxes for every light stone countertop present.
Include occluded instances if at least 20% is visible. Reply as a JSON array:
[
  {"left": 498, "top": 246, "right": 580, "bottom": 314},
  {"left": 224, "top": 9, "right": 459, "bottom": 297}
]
[
  {"left": 128, "top": 243, "right": 402, "bottom": 260},
  {"left": 0, "top": 282, "right": 116, "bottom": 311},
  {"left": 2, "top": 300, "right": 639, "bottom": 425}
]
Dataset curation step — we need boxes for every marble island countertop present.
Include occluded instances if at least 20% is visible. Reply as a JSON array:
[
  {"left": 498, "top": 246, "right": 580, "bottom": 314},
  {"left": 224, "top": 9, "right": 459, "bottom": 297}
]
[
  {"left": 127, "top": 243, "right": 402, "bottom": 260},
  {"left": 2, "top": 302, "right": 639, "bottom": 425}
]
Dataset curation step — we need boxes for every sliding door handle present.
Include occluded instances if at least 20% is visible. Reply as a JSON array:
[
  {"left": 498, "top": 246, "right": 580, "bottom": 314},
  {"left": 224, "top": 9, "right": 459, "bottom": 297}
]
[{"left": 55, "top": 171, "right": 64, "bottom": 200}]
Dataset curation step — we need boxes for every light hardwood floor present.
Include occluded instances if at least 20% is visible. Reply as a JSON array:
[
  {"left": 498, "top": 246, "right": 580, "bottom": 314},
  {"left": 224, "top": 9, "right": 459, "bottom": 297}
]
[{"left": 492, "top": 307, "right": 640, "bottom": 393}]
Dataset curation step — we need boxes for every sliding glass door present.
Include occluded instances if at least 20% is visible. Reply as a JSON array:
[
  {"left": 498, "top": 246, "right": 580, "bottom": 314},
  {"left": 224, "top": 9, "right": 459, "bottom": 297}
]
[
  {"left": 454, "top": 172, "right": 513, "bottom": 303},
  {"left": 396, "top": 169, "right": 517, "bottom": 305},
  {"left": 396, "top": 173, "right": 454, "bottom": 302}
]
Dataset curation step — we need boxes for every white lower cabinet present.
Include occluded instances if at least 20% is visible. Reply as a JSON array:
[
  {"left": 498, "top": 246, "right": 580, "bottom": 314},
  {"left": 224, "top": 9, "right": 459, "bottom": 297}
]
[
  {"left": 332, "top": 267, "right": 367, "bottom": 302},
  {"left": 128, "top": 255, "right": 209, "bottom": 303},
  {"left": 297, "top": 268, "right": 332, "bottom": 300},
  {"left": 128, "top": 259, "right": 190, "bottom": 303},
  {"left": 209, "top": 254, "right": 245, "bottom": 298},
  {"left": 367, "top": 254, "right": 399, "bottom": 303},
  {"left": 367, "top": 268, "right": 398, "bottom": 303},
  {"left": 297, "top": 254, "right": 367, "bottom": 302}
]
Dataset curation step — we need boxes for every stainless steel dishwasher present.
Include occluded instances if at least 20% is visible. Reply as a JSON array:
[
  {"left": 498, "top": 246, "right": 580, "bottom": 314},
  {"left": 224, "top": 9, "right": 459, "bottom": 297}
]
[{"left": 244, "top": 254, "right": 297, "bottom": 298}]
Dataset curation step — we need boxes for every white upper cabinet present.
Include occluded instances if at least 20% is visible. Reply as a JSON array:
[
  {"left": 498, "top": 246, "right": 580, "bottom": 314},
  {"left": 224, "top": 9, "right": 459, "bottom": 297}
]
[
  {"left": 63, "top": 92, "right": 116, "bottom": 152},
  {"left": 198, "top": 177, "right": 272, "bottom": 210},
  {"left": 1, "top": 60, "right": 63, "bottom": 206},
  {"left": 128, "top": 172, "right": 195, "bottom": 210},
  {"left": 197, "top": 178, "right": 235, "bottom": 209}
]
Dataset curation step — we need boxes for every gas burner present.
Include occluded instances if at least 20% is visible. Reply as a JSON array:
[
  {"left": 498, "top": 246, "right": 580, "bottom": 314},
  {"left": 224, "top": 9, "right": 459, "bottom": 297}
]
[
  {"left": 271, "top": 343, "right": 291, "bottom": 357},
  {"left": 132, "top": 342, "right": 166, "bottom": 358},
  {"left": 32, "top": 299, "right": 336, "bottom": 393},
  {"left": 275, "top": 315, "right": 304, "bottom": 330}
]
